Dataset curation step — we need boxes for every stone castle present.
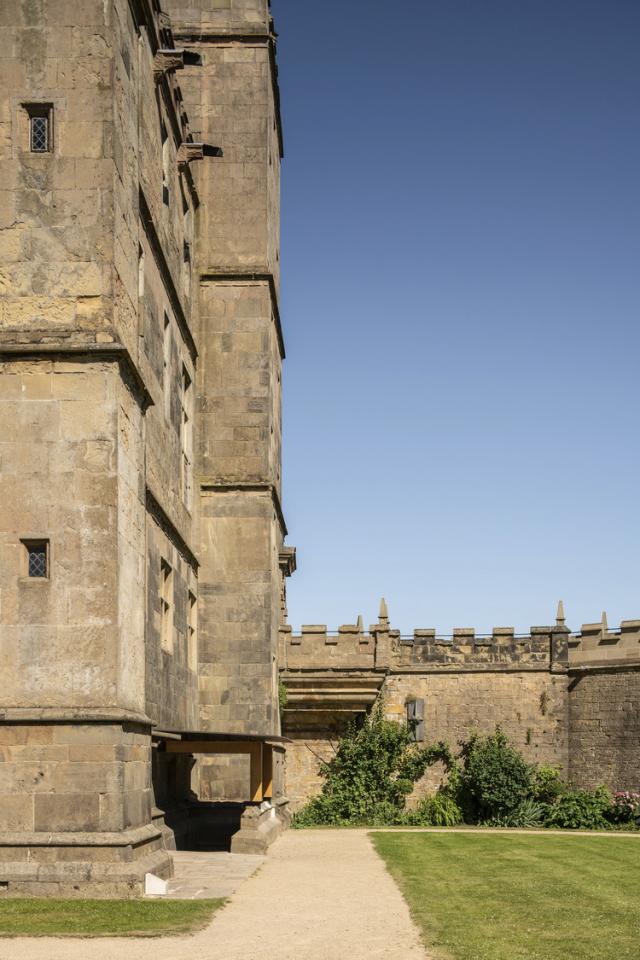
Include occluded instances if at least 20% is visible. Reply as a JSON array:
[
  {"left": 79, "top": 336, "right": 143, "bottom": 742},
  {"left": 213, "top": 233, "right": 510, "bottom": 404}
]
[{"left": 0, "top": 0, "right": 638, "bottom": 896}]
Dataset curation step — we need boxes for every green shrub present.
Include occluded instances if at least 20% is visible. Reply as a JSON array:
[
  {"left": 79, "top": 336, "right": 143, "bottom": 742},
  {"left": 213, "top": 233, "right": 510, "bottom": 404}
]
[
  {"left": 292, "top": 702, "right": 452, "bottom": 826},
  {"left": 456, "top": 728, "right": 534, "bottom": 822},
  {"left": 543, "top": 786, "right": 612, "bottom": 830},
  {"left": 531, "top": 766, "right": 566, "bottom": 805},
  {"left": 408, "top": 792, "right": 464, "bottom": 827},
  {"left": 488, "top": 798, "right": 545, "bottom": 828},
  {"left": 292, "top": 712, "right": 631, "bottom": 834},
  {"left": 278, "top": 679, "right": 288, "bottom": 714}
]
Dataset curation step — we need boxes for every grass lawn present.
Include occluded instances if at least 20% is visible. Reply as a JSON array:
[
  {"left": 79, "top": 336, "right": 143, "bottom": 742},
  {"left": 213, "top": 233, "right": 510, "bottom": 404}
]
[
  {"left": 372, "top": 832, "right": 640, "bottom": 960},
  {"left": 0, "top": 898, "right": 224, "bottom": 938}
]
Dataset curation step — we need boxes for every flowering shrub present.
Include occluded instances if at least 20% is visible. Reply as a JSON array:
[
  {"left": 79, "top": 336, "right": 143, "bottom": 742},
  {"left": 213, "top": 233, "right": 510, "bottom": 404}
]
[{"left": 609, "top": 791, "right": 640, "bottom": 824}]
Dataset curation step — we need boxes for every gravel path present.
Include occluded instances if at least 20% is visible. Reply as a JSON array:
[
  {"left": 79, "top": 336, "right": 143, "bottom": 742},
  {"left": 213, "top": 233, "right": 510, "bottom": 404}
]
[{"left": 0, "top": 831, "right": 429, "bottom": 960}]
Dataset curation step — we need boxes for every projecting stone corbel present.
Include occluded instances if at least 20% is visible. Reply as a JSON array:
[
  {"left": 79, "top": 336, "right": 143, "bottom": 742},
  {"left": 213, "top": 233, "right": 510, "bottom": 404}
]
[
  {"left": 153, "top": 49, "right": 203, "bottom": 81},
  {"left": 177, "top": 142, "right": 223, "bottom": 167}
]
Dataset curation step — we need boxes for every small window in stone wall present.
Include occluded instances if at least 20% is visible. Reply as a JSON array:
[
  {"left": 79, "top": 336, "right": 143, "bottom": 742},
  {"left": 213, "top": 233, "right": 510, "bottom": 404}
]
[
  {"left": 160, "top": 559, "right": 174, "bottom": 653},
  {"left": 22, "top": 539, "right": 49, "bottom": 578},
  {"left": 138, "top": 244, "right": 145, "bottom": 298},
  {"left": 163, "top": 311, "right": 171, "bottom": 421},
  {"left": 188, "top": 591, "right": 198, "bottom": 672},
  {"left": 181, "top": 365, "right": 193, "bottom": 510},
  {"left": 406, "top": 698, "right": 425, "bottom": 742},
  {"left": 23, "top": 104, "right": 53, "bottom": 153},
  {"left": 161, "top": 122, "right": 170, "bottom": 205}
]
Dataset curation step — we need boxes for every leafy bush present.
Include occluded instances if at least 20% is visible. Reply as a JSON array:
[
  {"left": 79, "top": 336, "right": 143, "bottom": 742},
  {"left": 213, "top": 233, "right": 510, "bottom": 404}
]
[
  {"left": 488, "top": 798, "right": 545, "bottom": 828},
  {"left": 292, "top": 709, "right": 637, "bottom": 833},
  {"left": 543, "top": 786, "right": 612, "bottom": 830},
  {"left": 278, "top": 679, "right": 288, "bottom": 714},
  {"left": 608, "top": 791, "right": 640, "bottom": 825},
  {"left": 456, "top": 729, "right": 534, "bottom": 822},
  {"left": 407, "top": 792, "right": 464, "bottom": 827},
  {"left": 292, "top": 703, "right": 452, "bottom": 826},
  {"left": 531, "top": 766, "right": 566, "bottom": 805}
]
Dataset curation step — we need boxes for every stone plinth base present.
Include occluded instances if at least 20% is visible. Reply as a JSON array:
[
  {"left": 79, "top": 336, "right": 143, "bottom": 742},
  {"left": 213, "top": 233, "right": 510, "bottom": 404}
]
[
  {"left": 230, "top": 798, "right": 289, "bottom": 855},
  {"left": 0, "top": 824, "right": 173, "bottom": 898}
]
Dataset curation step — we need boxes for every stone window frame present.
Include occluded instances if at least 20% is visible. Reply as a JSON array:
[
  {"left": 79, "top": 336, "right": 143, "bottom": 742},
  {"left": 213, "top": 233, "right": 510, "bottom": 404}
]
[
  {"left": 20, "top": 538, "right": 50, "bottom": 580},
  {"left": 160, "top": 558, "right": 174, "bottom": 653},
  {"left": 138, "top": 244, "right": 145, "bottom": 300},
  {"left": 180, "top": 363, "right": 194, "bottom": 510},
  {"left": 406, "top": 698, "right": 425, "bottom": 742},
  {"left": 161, "top": 120, "right": 170, "bottom": 206},
  {"left": 21, "top": 102, "right": 54, "bottom": 155},
  {"left": 10, "top": 97, "right": 64, "bottom": 159},
  {"left": 188, "top": 590, "right": 198, "bottom": 672},
  {"left": 162, "top": 310, "right": 172, "bottom": 421}
]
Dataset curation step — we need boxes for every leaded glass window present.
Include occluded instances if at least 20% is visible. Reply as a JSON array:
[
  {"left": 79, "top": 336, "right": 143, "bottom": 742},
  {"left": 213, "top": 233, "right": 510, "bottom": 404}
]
[
  {"left": 23, "top": 540, "right": 49, "bottom": 578},
  {"left": 30, "top": 114, "right": 49, "bottom": 153}
]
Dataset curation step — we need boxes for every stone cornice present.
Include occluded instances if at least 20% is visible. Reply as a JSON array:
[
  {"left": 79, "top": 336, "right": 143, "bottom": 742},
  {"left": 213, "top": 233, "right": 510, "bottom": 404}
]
[
  {"left": 568, "top": 661, "right": 640, "bottom": 675},
  {"left": 0, "top": 823, "right": 161, "bottom": 847},
  {"left": 0, "top": 341, "right": 154, "bottom": 411},
  {"left": 0, "top": 707, "right": 153, "bottom": 725}
]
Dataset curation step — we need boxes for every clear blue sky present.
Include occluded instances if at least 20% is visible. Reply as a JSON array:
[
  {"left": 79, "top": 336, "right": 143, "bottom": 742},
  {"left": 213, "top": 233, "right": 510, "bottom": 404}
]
[{"left": 274, "top": 0, "right": 640, "bottom": 635}]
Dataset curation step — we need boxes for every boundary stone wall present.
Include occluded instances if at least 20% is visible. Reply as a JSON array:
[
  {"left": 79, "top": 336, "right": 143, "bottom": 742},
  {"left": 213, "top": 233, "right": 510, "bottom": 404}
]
[{"left": 281, "top": 609, "right": 640, "bottom": 810}]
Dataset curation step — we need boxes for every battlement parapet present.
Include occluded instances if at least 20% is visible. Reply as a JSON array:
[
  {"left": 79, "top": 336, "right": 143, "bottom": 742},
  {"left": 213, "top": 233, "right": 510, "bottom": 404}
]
[
  {"left": 282, "top": 623, "right": 376, "bottom": 670},
  {"left": 394, "top": 625, "right": 562, "bottom": 670},
  {"left": 281, "top": 621, "right": 567, "bottom": 672},
  {"left": 568, "top": 618, "right": 640, "bottom": 668},
  {"left": 282, "top": 603, "right": 640, "bottom": 674}
]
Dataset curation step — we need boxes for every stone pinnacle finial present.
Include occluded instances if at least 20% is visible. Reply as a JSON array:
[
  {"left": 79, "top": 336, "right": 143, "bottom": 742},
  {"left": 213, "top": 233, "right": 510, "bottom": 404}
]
[
  {"left": 601, "top": 610, "right": 608, "bottom": 634},
  {"left": 379, "top": 597, "right": 389, "bottom": 624},
  {"left": 356, "top": 614, "right": 364, "bottom": 634},
  {"left": 556, "top": 600, "right": 565, "bottom": 626}
]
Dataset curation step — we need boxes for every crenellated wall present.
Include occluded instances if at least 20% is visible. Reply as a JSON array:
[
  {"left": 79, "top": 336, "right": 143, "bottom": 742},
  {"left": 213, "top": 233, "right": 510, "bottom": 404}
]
[
  {"left": 567, "top": 616, "right": 640, "bottom": 790},
  {"left": 280, "top": 606, "right": 640, "bottom": 810}
]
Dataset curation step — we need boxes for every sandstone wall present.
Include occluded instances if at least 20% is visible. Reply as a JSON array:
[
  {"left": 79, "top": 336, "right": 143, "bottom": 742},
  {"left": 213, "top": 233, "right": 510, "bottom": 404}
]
[
  {"left": 145, "top": 517, "right": 199, "bottom": 731},
  {"left": 384, "top": 671, "right": 569, "bottom": 799},
  {"left": 168, "top": 0, "right": 287, "bottom": 806},
  {"left": 198, "top": 488, "right": 280, "bottom": 735},
  {"left": 0, "top": 360, "right": 119, "bottom": 708},
  {"left": 569, "top": 668, "right": 640, "bottom": 791},
  {"left": 0, "top": 0, "right": 206, "bottom": 891},
  {"left": 0, "top": 721, "right": 152, "bottom": 835},
  {"left": 169, "top": 0, "right": 271, "bottom": 35},
  {"left": 0, "top": 720, "right": 167, "bottom": 897},
  {"left": 0, "top": 0, "right": 114, "bottom": 347},
  {"left": 282, "top": 669, "right": 570, "bottom": 812}
]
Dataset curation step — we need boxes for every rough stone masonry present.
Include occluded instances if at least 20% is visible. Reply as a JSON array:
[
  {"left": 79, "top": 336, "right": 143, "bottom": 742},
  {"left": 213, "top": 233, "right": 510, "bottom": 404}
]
[
  {"left": 280, "top": 605, "right": 640, "bottom": 811},
  {"left": 0, "top": 0, "right": 292, "bottom": 895}
]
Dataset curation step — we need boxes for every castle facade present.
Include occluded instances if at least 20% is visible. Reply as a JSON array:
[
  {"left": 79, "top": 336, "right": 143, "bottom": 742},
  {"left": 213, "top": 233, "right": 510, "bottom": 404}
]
[
  {"left": 0, "top": 0, "right": 291, "bottom": 895},
  {"left": 0, "top": 0, "right": 637, "bottom": 899}
]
